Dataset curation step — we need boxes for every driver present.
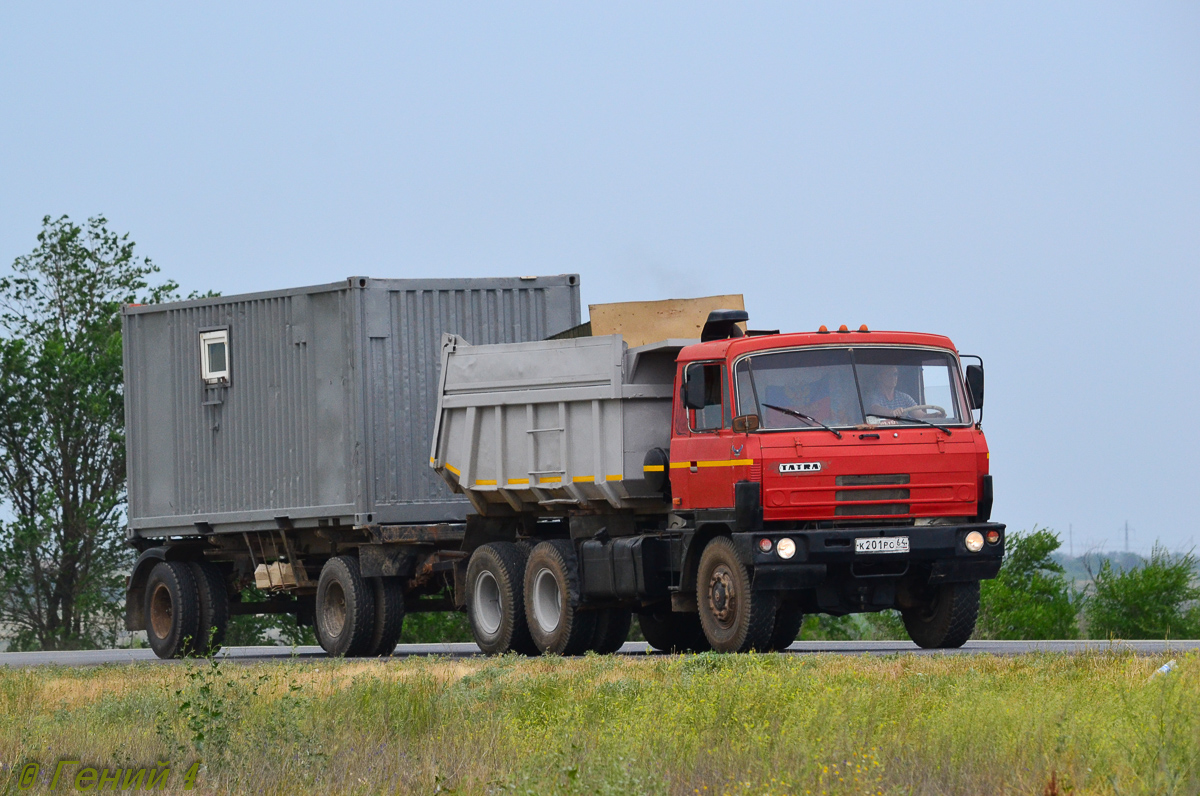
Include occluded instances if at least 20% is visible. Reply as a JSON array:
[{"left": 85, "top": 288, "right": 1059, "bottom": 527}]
[{"left": 865, "top": 366, "right": 918, "bottom": 418}]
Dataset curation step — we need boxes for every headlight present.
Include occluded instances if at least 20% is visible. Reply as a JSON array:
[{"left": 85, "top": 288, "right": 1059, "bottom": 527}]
[
  {"left": 758, "top": 537, "right": 773, "bottom": 553},
  {"left": 965, "top": 531, "right": 984, "bottom": 552},
  {"left": 777, "top": 538, "right": 797, "bottom": 559}
]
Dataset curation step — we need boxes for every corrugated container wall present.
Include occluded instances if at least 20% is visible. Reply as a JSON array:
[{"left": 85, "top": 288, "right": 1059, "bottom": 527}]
[{"left": 123, "top": 276, "right": 581, "bottom": 537}]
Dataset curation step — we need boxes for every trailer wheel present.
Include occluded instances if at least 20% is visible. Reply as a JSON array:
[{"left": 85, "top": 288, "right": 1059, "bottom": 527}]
[
  {"left": 768, "top": 598, "right": 804, "bottom": 652},
  {"left": 902, "top": 580, "right": 979, "bottom": 649},
  {"left": 589, "top": 609, "right": 633, "bottom": 654},
  {"left": 466, "top": 542, "right": 537, "bottom": 655},
  {"left": 524, "top": 540, "right": 597, "bottom": 656},
  {"left": 637, "top": 610, "right": 710, "bottom": 653},
  {"left": 369, "top": 577, "right": 406, "bottom": 657},
  {"left": 697, "top": 537, "right": 777, "bottom": 653},
  {"left": 315, "top": 556, "right": 377, "bottom": 657},
  {"left": 144, "top": 561, "right": 201, "bottom": 659},
  {"left": 189, "top": 561, "right": 229, "bottom": 655}
]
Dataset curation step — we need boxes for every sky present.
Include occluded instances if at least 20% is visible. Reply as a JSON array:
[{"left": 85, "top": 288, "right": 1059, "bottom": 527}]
[{"left": 1, "top": 3, "right": 1197, "bottom": 554}]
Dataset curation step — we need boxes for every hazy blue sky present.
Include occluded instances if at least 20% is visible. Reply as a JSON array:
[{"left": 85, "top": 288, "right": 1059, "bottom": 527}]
[{"left": 2, "top": 3, "right": 1197, "bottom": 553}]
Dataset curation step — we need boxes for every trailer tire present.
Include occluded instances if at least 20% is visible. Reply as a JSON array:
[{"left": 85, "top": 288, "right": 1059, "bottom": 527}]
[
  {"left": 768, "top": 598, "right": 804, "bottom": 652},
  {"left": 902, "top": 580, "right": 979, "bottom": 649},
  {"left": 589, "top": 609, "right": 633, "bottom": 654},
  {"left": 144, "top": 561, "right": 201, "bottom": 659},
  {"left": 697, "top": 537, "right": 777, "bottom": 653},
  {"left": 524, "top": 540, "right": 597, "bottom": 656},
  {"left": 315, "top": 556, "right": 377, "bottom": 657},
  {"left": 467, "top": 542, "right": 537, "bottom": 655},
  {"left": 637, "top": 610, "right": 710, "bottom": 653},
  {"left": 369, "top": 577, "right": 406, "bottom": 657},
  {"left": 189, "top": 561, "right": 229, "bottom": 655}
]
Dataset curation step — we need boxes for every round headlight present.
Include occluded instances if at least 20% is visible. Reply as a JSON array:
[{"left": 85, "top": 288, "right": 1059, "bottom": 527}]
[
  {"left": 965, "top": 531, "right": 985, "bottom": 552},
  {"left": 777, "top": 538, "right": 797, "bottom": 559}
]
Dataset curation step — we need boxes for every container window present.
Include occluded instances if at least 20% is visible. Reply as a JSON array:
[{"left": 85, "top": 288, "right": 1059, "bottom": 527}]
[{"left": 200, "top": 330, "right": 230, "bottom": 383}]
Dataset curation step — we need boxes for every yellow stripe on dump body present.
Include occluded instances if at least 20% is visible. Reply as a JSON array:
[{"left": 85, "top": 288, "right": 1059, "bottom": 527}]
[
  {"left": 445, "top": 463, "right": 461, "bottom": 476},
  {"left": 643, "top": 465, "right": 665, "bottom": 472},
  {"left": 475, "top": 479, "right": 497, "bottom": 486},
  {"left": 669, "top": 459, "right": 755, "bottom": 469}
]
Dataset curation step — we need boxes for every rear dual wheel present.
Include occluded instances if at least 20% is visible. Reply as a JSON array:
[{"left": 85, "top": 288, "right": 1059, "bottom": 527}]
[
  {"left": 144, "top": 560, "right": 230, "bottom": 659},
  {"left": 466, "top": 542, "right": 538, "bottom": 655}
]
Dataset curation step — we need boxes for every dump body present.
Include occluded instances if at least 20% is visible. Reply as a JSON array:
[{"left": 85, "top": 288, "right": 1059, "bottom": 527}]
[
  {"left": 123, "top": 275, "right": 581, "bottom": 538},
  {"left": 430, "top": 333, "right": 684, "bottom": 512}
]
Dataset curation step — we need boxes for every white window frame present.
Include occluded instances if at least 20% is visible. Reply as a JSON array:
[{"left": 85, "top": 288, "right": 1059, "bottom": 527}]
[{"left": 200, "top": 329, "right": 230, "bottom": 384}]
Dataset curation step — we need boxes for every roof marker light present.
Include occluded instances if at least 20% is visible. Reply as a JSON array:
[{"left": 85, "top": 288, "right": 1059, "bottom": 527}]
[
  {"left": 838, "top": 324, "right": 849, "bottom": 332},
  {"left": 859, "top": 325, "right": 869, "bottom": 332},
  {"left": 818, "top": 325, "right": 829, "bottom": 333}
]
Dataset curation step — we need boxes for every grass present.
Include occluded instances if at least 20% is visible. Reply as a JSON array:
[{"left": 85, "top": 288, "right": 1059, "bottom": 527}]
[{"left": 1, "top": 651, "right": 1197, "bottom": 795}]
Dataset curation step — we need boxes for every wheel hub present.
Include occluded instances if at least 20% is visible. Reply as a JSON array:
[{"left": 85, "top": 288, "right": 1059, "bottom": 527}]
[
  {"left": 322, "top": 581, "right": 347, "bottom": 637},
  {"left": 149, "top": 583, "right": 173, "bottom": 640},
  {"left": 708, "top": 565, "right": 737, "bottom": 627}
]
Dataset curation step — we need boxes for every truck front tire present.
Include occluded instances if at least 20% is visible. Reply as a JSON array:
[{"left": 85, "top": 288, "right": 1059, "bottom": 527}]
[
  {"left": 697, "top": 537, "right": 777, "bottom": 653},
  {"left": 902, "top": 580, "right": 980, "bottom": 649},
  {"left": 315, "top": 556, "right": 376, "bottom": 657},
  {"left": 144, "top": 561, "right": 201, "bottom": 659},
  {"left": 466, "top": 542, "right": 537, "bottom": 655},
  {"left": 524, "top": 540, "right": 597, "bottom": 655},
  {"left": 768, "top": 599, "right": 804, "bottom": 652}
]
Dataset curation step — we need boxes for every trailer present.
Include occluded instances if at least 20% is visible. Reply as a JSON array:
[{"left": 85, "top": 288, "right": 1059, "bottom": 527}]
[{"left": 122, "top": 275, "right": 581, "bottom": 657}]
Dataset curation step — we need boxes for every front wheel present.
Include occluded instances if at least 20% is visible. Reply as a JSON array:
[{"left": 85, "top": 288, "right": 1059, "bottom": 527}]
[
  {"left": 902, "top": 581, "right": 979, "bottom": 649},
  {"left": 637, "top": 610, "right": 710, "bottom": 653},
  {"left": 697, "top": 537, "right": 777, "bottom": 653}
]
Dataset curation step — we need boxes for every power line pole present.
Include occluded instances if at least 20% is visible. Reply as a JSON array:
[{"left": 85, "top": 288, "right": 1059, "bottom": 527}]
[
  {"left": 1124, "top": 520, "right": 1129, "bottom": 554},
  {"left": 1069, "top": 523, "right": 1074, "bottom": 558}
]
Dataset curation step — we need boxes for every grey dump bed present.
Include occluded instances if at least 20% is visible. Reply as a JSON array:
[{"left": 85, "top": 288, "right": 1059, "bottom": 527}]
[
  {"left": 431, "top": 334, "right": 687, "bottom": 512},
  {"left": 123, "top": 275, "right": 581, "bottom": 538}
]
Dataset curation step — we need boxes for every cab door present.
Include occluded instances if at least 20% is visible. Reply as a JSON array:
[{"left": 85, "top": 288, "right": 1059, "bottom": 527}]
[{"left": 671, "top": 361, "right": 747, "bottom": 510}]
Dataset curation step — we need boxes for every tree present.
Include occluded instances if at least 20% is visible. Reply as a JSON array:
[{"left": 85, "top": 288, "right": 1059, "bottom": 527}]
[
  {"left": 977, "top": 527, "right": 1079, "bottom": 639},
  {"left": 0, "top": 215, "right": 177, "bottom": 650},
  {"left": 1085, "top": 546, "right": 1200, "bottom": 640}
]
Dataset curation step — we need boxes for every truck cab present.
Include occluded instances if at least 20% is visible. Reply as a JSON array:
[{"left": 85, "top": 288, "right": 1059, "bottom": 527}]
[{"left": 664, "top": 317, "right": 1003, "bottom": 649}]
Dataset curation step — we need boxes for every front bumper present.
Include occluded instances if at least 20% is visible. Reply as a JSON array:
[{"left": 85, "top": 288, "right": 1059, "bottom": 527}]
[{"left": 736, "top": 522, "right": 1006, "bottom": 590}]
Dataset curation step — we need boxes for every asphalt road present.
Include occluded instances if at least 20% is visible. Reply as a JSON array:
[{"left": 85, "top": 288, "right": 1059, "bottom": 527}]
[{"left": 1, "top": 639, "right": 1196, "bottom": 667}]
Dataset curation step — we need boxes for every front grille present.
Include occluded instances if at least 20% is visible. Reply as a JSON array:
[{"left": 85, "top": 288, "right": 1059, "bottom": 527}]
[
  {"left": 836, "top": 474, "right": 910, "bottom": 486},
  {"left": 835, "top": 488, "right": 910, "bottom": 502},
  {"left": 836, "top": 503, "right": 910, "bottom": 516}
]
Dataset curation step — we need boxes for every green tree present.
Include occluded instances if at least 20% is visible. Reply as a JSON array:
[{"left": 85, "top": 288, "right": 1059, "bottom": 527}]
[
  {"left": 1085, "top": 545, "right": 1200, "bottom": 639},
  {"left": 0, "top": 215, "right": 178, "bottom": 650},
  {"left": 977, "top": 527, "right": 1079, "bottom": 639}
]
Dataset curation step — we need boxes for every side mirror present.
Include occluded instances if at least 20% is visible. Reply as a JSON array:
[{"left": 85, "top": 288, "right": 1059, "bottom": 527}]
[
  {"left": 683, "top": 366, "right": 706, "bottom": 410},
  {"left": 732, "top": 414, "right": 760, "bottom": 433},
  {"left": 965, "top": 364, "right": 984, "bottom": 410}
]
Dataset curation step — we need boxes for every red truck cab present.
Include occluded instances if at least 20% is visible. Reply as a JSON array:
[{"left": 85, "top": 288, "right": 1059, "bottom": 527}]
[{"left": 661, "top": 315, "right": 1004, "bottom": 650}]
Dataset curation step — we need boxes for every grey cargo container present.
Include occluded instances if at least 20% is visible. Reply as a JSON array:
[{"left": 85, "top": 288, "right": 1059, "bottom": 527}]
[
  {"left": 123, "top": 275, "right": 581, "bottom": 538},
  {"left": 430, "top": 333, "right": 686, "bottom": 513}
]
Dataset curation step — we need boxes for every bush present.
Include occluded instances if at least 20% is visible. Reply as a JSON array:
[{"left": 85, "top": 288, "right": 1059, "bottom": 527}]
[
  {"left": 1085, "top": 546, "right": 1200, "bottom": 639},
  {"left": 978, "top": 527, "right": 1078, "bottom": 639}
]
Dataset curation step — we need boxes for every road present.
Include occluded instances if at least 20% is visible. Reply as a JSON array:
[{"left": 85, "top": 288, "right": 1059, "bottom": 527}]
[{"left": 1, "top": 639, "right": 1195, "bottom": 667}]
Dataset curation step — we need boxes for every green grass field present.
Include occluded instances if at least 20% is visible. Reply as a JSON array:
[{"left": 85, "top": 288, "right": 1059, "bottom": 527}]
[{"left": 1, "top": 651, "right": 1197, "bottom": 795}]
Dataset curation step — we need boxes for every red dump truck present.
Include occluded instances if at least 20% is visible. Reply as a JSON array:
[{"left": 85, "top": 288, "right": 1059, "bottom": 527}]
[
  {"left": 432, "top": 309, "right": 1003, "bottom": 654},
  {"left": 124, "top": 281, "right": 1002, "bottom": 657}
]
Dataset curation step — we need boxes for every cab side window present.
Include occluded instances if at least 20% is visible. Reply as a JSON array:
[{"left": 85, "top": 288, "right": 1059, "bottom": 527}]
[{"left": 685, "top": 362, "right": 728, "bottom": 432}]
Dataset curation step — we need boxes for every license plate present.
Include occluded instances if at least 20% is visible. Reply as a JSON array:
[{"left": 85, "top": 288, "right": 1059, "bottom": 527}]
[{"left": 855, "top": 536, "right": 909, "bottom": 554}]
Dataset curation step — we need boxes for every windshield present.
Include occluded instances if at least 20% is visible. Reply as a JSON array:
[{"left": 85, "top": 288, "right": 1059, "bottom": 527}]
[{"left": 734, "top": 347, "right": 971, "bottom": 430}]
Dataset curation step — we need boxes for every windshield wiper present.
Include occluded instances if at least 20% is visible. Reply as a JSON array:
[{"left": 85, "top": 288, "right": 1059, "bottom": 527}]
[
  {"left": 872, "top": 412, "right": 952, "bottom": 436},
  {"left": 762, "top": 404, "right": 843, "bottom": 439}
]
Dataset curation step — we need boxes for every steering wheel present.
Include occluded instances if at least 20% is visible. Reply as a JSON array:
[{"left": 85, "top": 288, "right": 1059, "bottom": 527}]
[{"left": 898, "top": 404, "right": 947, "bottom": 418}]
